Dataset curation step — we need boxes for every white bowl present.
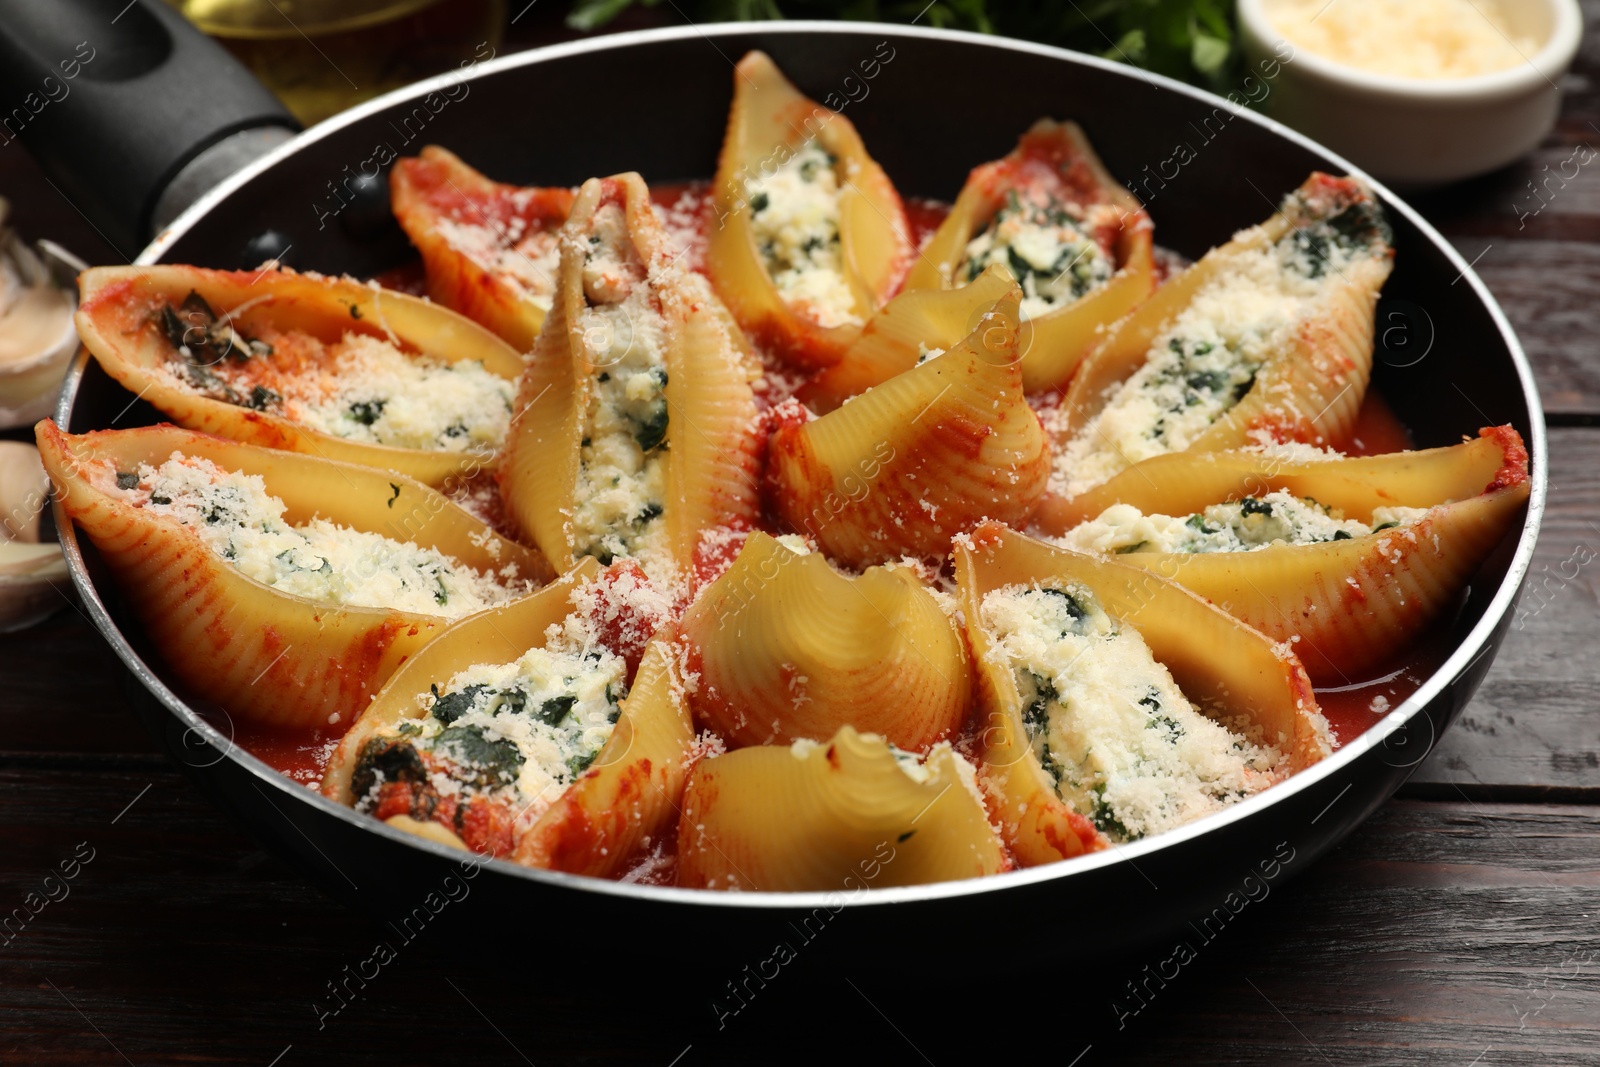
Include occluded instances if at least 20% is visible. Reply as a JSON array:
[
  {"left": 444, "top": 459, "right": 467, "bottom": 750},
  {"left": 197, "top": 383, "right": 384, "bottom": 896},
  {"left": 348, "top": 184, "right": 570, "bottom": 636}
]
[{"left": 1236, "top": 0, "right": 1583, "bottom": 186}]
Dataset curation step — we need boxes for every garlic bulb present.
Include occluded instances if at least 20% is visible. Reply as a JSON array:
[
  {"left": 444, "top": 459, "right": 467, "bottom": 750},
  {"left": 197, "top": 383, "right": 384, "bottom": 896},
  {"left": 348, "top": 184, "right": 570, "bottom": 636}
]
[
  {"left": 0, "top": 440, "right": 69, "bottom": 632},
  {"left": 0, "top": 198, "right": 81, "bottom": 430}
]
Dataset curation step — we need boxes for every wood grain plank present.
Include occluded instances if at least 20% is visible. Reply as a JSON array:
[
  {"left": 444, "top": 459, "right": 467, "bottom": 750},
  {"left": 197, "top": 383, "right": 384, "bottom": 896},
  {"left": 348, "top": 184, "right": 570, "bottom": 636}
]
[
  {"left": 1410, "top": 427, "right": 1600, "bottom": 795},
  {"left": 0, "top": 610, "right": 152, "bottom": 758},
  {"left": 1410, "top": 141, "right": 1600, "bottom": 241},
  {"left": 1074, "top": 802, "right": 1600, "bottom": 1067},
  {"left": 1443, "top": 238, "right": 1600, "bottom": 416},
  {"left": 0, "top": 766, "right": 1594, "bottom": 1065}
]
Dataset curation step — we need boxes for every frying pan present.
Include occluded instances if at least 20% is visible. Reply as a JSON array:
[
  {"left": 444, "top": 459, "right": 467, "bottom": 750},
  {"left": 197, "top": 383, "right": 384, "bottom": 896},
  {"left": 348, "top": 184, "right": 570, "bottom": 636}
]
[{"left": 1, "top": 2, "right": 1545, "bottom": 969}]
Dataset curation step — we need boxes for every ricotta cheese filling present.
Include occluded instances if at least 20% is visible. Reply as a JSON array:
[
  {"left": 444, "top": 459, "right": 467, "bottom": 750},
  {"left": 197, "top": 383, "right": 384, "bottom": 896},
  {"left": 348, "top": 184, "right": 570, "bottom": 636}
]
[
  {"left": 354, "top": 643, "right": 628, "bottom": 824},
  {"left": 570, "top": 202, "right": 671, "bottom": 567},
  {"left": 116, "top": 452, "right": 522, "bottom": 618},
  {"left": 745, "top": 141, "right": 861, "bottom": 329},
  {"left": 158, "top": 292, "right": 515, "bottom": 453},
  {"left": 1057, "top": 492, "right": 1430, "bottom": 555},
  {"left": 286, "top": 335, "right": 513, "bottom": 452},
  {"left": 961, "top": 190, "right": 1117, "bottom": 319},
  {"left": 979, "top": 584, "right": 1284, "bottom": 842},
  {"left": 1052, "top": 192, "right": 1387, "bottom": 498}
]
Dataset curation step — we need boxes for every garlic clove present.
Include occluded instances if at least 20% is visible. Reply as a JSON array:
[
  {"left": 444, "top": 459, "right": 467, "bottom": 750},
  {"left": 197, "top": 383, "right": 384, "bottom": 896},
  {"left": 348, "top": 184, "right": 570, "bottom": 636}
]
[
  {"left": 0, "top": 439, "right": 68, "bottom": 631},
  {"left": 0, "top": 438, "right": 51, "bottom": 542},
  {"left": 0, "top": 540, "right": 66, "bottom": 577},
  {"left": 0, "top": 199, "right": 82, "bottom": 431}
]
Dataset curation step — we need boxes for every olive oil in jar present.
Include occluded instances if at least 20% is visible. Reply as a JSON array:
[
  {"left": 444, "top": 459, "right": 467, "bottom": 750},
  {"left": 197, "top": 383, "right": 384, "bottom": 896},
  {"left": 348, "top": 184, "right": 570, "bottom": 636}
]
[{"left": 165, "top": 0, "right": 506, "bottom": 126}]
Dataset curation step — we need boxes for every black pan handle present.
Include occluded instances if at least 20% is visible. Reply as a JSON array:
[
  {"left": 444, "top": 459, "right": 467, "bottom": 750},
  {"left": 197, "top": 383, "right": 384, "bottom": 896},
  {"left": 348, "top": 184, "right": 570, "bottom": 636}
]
[{"left": 0, "top": 0, "right": 299, "bottom": 257}]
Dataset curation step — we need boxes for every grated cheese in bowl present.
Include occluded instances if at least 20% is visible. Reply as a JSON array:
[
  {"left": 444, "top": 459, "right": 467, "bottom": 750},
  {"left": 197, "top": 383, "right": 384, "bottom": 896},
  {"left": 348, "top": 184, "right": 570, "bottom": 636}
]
[{"left": 1263, "top": 0, "right": 1539, "bottom": 80}]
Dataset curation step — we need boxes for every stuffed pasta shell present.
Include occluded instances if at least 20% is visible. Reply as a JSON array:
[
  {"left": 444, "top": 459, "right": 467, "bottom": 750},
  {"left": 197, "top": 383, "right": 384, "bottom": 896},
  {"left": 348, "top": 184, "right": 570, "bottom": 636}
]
[
  {"left": 1048, "top": 172, "right": 1393, "bottom": 507},
  {"left": 37, "top": 421, "right": 548, "bottom": 732},
  {"left": 768, "top": 290, "right": 1049, "bottom": 568},
  {"left": 678, "top": 725, "right": 1005, "bottom": 891},
  {"left": 75, "top": 265, "right": 525, "bottom": 487},
  {"left": 1046, "top": 427, "right": 1531, "bottom": 680},
  {"left": 498, "top": 172, "right": 761, "bottom": 580},
  {"left": 678, "top": 531, "right": 970, "bottom": 751},
  {"left": 956, "top": 522, "right": 1328, "bottom": 866},
  {"left": 706, "top": 51, "right": 911, "bottom": 369},
  {"left": 903, "top": 120, "right": 1156, "bottom": 393},
  {"left": 390, "top": 146, "right": 575, "bottom": 353},
  {"left": 804, "top": 264, "right": 1015, "bottom": 411},
  {"left": 324, "top": 571, "right": 694, "bottom": 876}
]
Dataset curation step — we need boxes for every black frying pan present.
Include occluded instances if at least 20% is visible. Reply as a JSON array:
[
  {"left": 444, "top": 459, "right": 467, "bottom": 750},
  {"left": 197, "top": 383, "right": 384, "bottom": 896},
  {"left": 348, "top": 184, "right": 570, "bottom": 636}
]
[{"left": 1, "top": 2, "right": 1545, "bottom": 970}]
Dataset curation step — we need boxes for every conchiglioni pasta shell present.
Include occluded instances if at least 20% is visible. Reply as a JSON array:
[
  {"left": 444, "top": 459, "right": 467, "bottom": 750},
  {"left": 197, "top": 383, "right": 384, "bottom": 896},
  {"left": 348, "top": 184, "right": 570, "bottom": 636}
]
[
  {"left": 903, "top": 119, "right": 1156, "bottom": 393},
  {"left": 320, "top": 560, "right": 601, "bottom": 807},
  {"left": 660, "top": 266, "right": 764, "bottom": 569},
  {"left": 390, "top": 146, "right": 574, "bottom": 353},
  {"left": 323, "top": 571, "right": 690, "bottom": 876},
  {"left": 74, "top": 264, "right": 525, "bottom": 487},
  {"left": 1090, "top": 430, "right": 1532, "bottom": 681},
  {"left": 769, "top": 291, "right": 1049, "bottom": 568},
  {"left": 677, "top": 725, "right": 1005, "bottom": 891},
  {"left": 1038, "top": 423, "right": 1521, "bottom": 533},
  {"left": 806, "top": 264, "right": 1015, "bottom": 411},
  {"left": 954, "top": 521, "right": 1328, "bottom": 867},
  {"left": 516, "top": 639, "right": 695, "bottom": 877},
  {"left": 679, "top": 532, "right": 970, "bottom": 751},
  {"left": 1048, "top": 173, "right": 1392, "bottom": 505},
  {"left": 705, "top": 51, "right": 910, "bottom": 369},
  {"left": 37, "top": 420, "right": 549, "bottom": 732},
  {"left": 498, "top": 173, "right": 761, "bottom": 575}
]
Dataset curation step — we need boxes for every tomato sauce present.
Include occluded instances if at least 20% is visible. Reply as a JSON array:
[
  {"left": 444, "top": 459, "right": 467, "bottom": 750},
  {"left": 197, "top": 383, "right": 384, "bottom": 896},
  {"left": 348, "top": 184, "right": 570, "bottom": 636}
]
[
  {"left": 372, "top": 260, "right": 427, "bottom": 296},
  {"left": 1338, "top": 389, "right": 1414, "bottom": 456},
  {"left": 214, "top": 714, "right": 339, "bottom": 788},
  {"left": 903, "top": 197, "right": 951, "bottom": 250},
  {"left": 650, "top": 180, "right": 713, "bottom": 277},
  {"left": 1313, "top": 609, "right": 1459, "bottom": 746}
]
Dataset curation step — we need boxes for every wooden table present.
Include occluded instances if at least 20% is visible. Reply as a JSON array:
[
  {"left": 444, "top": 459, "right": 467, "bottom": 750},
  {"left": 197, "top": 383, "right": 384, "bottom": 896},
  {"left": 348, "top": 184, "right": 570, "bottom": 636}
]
[{"left": 3, "top": 11, "right": 1598, "bottom": 1066}]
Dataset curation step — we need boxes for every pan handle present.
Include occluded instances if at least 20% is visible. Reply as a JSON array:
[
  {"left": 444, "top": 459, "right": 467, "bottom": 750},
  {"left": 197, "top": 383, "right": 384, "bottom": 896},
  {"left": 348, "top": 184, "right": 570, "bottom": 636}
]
[{"left": 0, "top": 0, "right": 299, "bottom": 257}]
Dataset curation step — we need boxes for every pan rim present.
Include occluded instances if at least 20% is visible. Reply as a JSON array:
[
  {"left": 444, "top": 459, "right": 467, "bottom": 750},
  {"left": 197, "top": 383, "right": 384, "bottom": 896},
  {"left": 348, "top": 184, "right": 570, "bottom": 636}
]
[{"left": 55, "top": 19, "right": 1547, "bottom": 911}]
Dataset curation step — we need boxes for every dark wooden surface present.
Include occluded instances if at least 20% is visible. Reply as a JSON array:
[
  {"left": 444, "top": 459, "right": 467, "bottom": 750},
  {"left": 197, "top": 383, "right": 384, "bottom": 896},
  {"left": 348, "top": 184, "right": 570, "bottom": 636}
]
[{"left": 4, "top": 6, "right": 1600, "bottom": 1065}]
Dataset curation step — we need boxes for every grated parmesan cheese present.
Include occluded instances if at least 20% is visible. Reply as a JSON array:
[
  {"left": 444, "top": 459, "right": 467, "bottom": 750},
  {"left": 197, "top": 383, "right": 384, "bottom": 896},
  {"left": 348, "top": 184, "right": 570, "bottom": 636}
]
[
  {"left": 653, "top": 183, "right": 711, "bottom": 276},
  {"left": 120, "top": 452, "right": 522, "bottom": 617},
  {"left": 1242, "top": 439, "right": 1346, "bottom": 464},
  {"left": 434, "top": 188, "right": 564, "bottom": 311},
  {"left": 541, "top": 564, "right": 678, "bottom": 664},
  {"left": 1264, "top": 0, "right": 1538, "bottom": 80},
  {"left": 979, "top": 583, "right": 1284, "bottom": 841},
  {"left": 282, "top": 334, "right": 514, "bottom": 452}
]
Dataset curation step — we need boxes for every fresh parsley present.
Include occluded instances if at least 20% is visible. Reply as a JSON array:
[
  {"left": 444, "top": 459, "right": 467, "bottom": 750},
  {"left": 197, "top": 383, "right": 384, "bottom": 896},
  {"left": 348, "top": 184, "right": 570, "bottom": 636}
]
[{"left": 564, "top": 0, "right": 1241, "bottom": 89}]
